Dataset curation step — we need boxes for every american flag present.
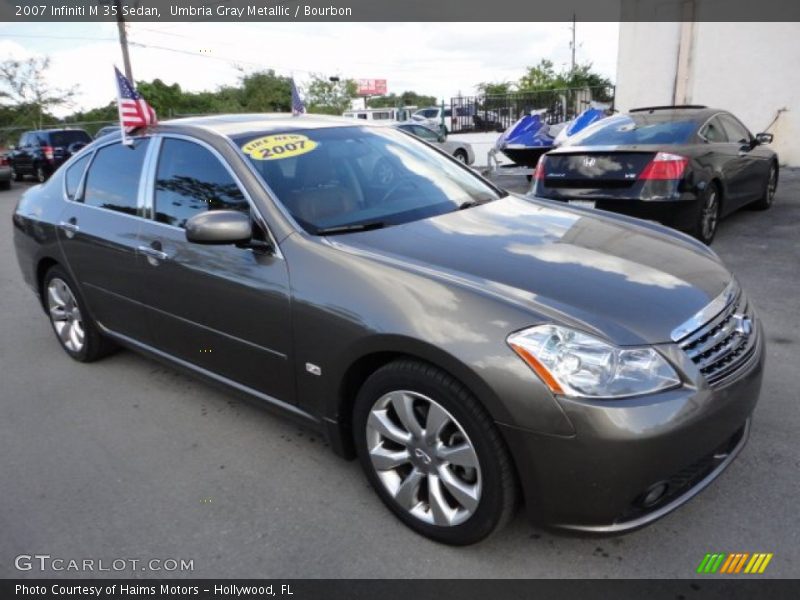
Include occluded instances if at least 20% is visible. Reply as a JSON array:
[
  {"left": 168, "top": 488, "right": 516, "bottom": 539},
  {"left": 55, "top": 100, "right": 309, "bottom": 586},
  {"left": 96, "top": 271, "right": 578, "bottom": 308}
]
[
  {"left": 115, "top": 67, "right": 157, "bottom": 133},
  {"left": 291, "top": 78, "right": 305, "bottom": 116}
]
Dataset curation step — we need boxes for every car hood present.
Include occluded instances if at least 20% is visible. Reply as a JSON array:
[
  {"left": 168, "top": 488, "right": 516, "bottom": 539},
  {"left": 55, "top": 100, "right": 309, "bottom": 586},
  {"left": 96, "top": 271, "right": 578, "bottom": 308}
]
[{"left": 332, "top": 195, "right": 731, "bottom": 345}]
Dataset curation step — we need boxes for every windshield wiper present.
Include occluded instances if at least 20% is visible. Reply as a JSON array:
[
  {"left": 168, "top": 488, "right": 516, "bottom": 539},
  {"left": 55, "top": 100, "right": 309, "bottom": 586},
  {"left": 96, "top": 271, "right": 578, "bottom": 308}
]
[
  {"left": 458, "top": 197, "right": 496, "bottom": 210},
  {"left": 316, "top": 221, "right": 386, "bottom": 236}
]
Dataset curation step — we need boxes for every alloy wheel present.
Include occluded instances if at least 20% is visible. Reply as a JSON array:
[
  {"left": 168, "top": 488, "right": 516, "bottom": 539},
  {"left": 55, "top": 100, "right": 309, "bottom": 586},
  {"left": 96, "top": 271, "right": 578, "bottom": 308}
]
[
  {"left": 701, "top": 189, "right": 719, "bottom": 242},
  {"left": 47, "top": 277, "right": 85, "bottom": 353},
  {"left": 766, "top": 166, "right": 777, "bottom": 205},
  {"left": 365, "top": 390, "right": 482, "bottom": 527}
]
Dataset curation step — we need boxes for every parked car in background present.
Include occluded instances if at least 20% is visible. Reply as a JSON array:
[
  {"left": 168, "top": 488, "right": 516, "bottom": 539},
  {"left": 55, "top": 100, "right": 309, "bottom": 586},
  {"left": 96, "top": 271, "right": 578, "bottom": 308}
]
[
  {"left": 394, "top": 123, "right": 475, "bottom": 164},
  {"left": 8, "top": 128, "right": 92, "bottom": 183},
  {"left": 94, "top": 125, "right": 120, "bottom": 139},
  {"left": 342, "top": 107, "right": 415, "bottom": 122},
  {"left": 530, "top": 106, "right": 778, "bottom": 244},
  {"left": 0, "top": 154, "right": 12, "bottom": 190},
  {"left": 13, "top": 114, "right": 763, "bottom": 545}
]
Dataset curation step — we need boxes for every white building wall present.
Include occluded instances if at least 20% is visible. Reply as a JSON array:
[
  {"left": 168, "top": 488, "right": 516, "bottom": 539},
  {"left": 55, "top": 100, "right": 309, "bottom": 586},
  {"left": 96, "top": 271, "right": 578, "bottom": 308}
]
[{"left": 615, "top": 22, "right": 800, "bottom": 166}]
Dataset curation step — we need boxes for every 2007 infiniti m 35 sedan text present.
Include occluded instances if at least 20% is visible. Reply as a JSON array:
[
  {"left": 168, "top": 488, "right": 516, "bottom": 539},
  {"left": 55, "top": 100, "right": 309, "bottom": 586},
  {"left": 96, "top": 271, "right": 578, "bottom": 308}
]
[{"left": 12, "top": 115, "right": 764, "bottom": 545}]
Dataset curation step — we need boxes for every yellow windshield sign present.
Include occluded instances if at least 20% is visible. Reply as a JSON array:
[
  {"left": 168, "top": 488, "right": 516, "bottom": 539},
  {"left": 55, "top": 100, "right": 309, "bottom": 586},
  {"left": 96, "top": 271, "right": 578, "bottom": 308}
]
[{"left": 242, "top": 134, "right": 318, "bottom": 160}]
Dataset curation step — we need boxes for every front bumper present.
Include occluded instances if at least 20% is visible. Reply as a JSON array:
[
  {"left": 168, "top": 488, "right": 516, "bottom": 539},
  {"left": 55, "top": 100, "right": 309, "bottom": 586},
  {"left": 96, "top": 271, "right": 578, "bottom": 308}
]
[{"left": 500, "top": 321, "right": 765, "bottom": 533}]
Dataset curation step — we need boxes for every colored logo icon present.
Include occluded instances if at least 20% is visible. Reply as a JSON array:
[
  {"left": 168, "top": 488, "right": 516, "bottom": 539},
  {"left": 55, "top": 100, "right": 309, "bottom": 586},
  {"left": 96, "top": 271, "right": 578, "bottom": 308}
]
[{"left": 697, "top": 552, "right": 773, "bottom": 574}]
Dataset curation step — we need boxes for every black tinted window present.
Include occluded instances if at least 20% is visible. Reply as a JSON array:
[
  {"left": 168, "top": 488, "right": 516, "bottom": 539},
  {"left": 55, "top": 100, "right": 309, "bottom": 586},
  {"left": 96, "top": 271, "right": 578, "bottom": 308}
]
[
  {"left": 154, "top": 138, "right": 248, "bottom": 229},
  {"left": 48, "top": 130, "right": 91, "bottom": 147},
  {"left": 566, "top": 115, "right": 697, "bottom": 146},
  {"left": 64, "top": 154, "right": 90, "bottom": 200},
  {"left": 83, "top": 139, "right": 149, "bottom": 215},
  {"left": 719, "top": 115, "right": 751, "bottom": 144},
  {"left": 700, "top": 117, "right": 727, "bottom": 143}
]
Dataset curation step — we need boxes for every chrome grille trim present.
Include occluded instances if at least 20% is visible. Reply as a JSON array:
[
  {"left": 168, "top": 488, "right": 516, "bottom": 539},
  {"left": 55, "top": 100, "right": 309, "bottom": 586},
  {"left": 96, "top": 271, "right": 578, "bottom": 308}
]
[
  {"left": 675, "top": 282, "right": 757, "bottom": 385},
  {"left": 670, "top": 280, "right": 738, "bottom": 342}
]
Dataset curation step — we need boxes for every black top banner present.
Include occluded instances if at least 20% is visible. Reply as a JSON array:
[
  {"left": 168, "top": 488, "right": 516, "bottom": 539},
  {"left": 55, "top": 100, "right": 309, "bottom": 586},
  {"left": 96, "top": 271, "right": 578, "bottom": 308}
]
[{"left": 2, "top": 0, "right": 800, "bottom": 22}]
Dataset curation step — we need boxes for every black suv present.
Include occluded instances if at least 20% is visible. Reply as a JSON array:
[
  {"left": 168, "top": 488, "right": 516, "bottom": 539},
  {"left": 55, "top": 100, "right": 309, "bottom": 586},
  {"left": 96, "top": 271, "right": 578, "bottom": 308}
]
[{"left": 8, "top": 128, "right": 92, "bottom": 183}]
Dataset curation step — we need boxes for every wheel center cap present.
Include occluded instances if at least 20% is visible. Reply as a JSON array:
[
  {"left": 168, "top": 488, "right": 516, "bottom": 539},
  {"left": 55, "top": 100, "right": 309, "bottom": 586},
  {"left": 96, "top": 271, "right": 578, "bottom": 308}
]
[{"left": 414, "top": 447, "right": 433, "bottom": 465}]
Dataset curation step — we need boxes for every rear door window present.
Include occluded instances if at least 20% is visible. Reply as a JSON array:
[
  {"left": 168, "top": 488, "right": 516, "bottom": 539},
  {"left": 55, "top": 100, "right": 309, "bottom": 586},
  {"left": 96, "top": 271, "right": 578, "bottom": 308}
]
[
  {"left": 64, "top": 154, "right": 91, "bottom": 200},
  {"left": 700, "top": 117, "right": 728, "bottom": 143},
  {"left": 83, "top": 139, "right": 150, "bottom": 215},
  {"left": 154, "top": 138, "right": 248, "bottom": 229},
  {"left": 718, "top": 114, "right": 752, "bottom": 145}
]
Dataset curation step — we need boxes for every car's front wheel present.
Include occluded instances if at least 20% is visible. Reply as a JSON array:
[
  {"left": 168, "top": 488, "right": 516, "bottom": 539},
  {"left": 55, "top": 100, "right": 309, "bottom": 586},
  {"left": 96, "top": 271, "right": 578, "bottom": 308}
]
[
  {"left": 35, "top": 165, "right": 47, "bottom": 183},
  {"left": 751, "top": 162, "right": 778, "bottom": 210},
  {"left": 692, "top": 183, "right": 721, "bottom": 245},
  {"left": 353, "top": 359, "right": 518, "bottom": 545},
  {"left": 453, "top": 149, "right": 468, "bottom": 163},
  {"left": 43, "top": 265, "right": 116, "bottom": 362}
]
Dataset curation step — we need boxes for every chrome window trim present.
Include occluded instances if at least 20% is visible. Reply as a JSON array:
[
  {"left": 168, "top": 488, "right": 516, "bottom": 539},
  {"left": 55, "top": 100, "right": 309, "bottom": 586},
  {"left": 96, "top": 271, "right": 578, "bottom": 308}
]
[
  {"left": 61, "top": 149, "right": 95, "bottom": 203},
  {"left": 670, "top": 279, "right": 739, "bottom": 342},
  {"left": 147, "top": 132, "right": 283, "bottom": 259}
]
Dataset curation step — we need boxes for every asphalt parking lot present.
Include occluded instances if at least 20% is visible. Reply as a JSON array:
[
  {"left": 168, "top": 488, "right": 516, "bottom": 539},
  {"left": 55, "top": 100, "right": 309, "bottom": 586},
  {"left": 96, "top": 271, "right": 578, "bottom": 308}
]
[{"left": 1, "top": 172, "right": 798, "bottom": 579}]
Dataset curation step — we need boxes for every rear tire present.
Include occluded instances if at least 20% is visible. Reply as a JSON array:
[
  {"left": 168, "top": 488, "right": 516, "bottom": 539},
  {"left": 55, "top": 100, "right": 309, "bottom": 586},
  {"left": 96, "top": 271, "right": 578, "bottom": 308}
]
[
  {"left": 691, "top": 182, "right": 721, "bottom": 245},
  {"left": 353, "top": 359, "right": 518, "bottom": 545},
  {"left": 0, "top": 179, "right": 10, "bottom": 190},
  {"left": 750, "top": 162, "right": 778, "bottom": 210},
  {"left": 43, "top": 265, "right": 116, "bottom": 362},
  {"left": 454, "top": 149, "right": 468, "bottom": 163}
]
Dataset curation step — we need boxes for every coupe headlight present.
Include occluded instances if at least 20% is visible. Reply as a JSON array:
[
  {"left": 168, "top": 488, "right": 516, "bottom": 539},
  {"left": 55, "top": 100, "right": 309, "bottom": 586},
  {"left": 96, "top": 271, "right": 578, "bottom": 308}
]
[{"left": 507, "top": 324, "right": 680, "bottom": 399}]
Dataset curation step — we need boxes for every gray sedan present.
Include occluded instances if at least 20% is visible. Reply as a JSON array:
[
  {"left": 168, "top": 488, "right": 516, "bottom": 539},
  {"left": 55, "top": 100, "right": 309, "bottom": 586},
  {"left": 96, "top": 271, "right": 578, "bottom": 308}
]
[
  {"left": 13, "top": 115, "right": 763, "bottom": 545},
  {"left": 394, "top": 122, "right": 475, "bottom": 164}
]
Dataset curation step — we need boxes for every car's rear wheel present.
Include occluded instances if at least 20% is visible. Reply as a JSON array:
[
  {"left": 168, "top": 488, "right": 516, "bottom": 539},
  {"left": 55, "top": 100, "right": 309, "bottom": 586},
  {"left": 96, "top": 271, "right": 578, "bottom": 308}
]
[
  {"left": 43, "top": 265, "right": 116, "bottom": 362},
  {"left": 454, "top": 149, "right": 468, "bottom": 163},
  {"left": 692, "top": 183, "right": 721, "bottom": 245},
  {"left": 353, "top": 359, "right": 517, "bottom": 545},
  {"left": 0, "top": 179, "right": 10, "bottom": 190},
  {"left": 751, "top": 162, "right": 778, "bottom": 210}
]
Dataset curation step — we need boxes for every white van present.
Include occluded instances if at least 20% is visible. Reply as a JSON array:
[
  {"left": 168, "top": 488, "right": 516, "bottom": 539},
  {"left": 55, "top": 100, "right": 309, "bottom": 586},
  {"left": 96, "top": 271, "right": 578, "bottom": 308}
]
[{"left": 342, "top": 107, "right": 416, "bottom": 122}]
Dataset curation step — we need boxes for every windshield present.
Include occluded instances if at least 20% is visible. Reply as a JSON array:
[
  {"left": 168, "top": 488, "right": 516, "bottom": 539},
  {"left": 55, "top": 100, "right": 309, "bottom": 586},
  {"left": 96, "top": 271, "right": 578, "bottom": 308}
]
[
  {"left": 234, "top": 126, "right": 502, "bottom": 234},
  {"left": 564, "top": 114, "right": 697, "bottom": 146}
]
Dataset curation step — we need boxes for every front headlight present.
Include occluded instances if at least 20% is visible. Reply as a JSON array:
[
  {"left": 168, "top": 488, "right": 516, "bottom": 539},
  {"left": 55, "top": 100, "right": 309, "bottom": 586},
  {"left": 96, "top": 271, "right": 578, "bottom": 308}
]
[{"left": 507, "top": 324, "right": 680, "bottom": 399}]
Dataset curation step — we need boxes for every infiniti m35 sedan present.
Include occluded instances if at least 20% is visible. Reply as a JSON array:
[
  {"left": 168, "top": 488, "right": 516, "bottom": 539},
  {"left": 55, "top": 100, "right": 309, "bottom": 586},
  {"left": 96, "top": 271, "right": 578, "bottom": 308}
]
[{"left": 13, "top": 115, "right": 764, "bottom": 545}]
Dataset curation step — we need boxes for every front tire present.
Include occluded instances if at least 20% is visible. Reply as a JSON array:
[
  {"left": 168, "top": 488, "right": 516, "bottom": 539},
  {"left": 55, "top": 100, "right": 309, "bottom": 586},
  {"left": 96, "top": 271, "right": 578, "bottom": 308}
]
[
  {"left": 692, "top": 182, "right": 721, "bottom": 245},
  {"left": 43, "top": 265, "right": 116, "bottom": 362},
  {"left": 35, "top": 165, "right": 47, "bottom": 183},
  {"left": 353, "top": 359, "right": 518, "bottom": 545},
  {"left": 453, "top": 149, "right": 468, "bottom": 163},
  {"left": 751, "top": 162, "right": 778, "bottom": 210}
]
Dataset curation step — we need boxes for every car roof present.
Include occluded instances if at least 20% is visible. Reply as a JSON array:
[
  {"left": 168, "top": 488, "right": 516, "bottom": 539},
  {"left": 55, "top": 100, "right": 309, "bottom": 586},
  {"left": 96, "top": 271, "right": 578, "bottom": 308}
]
[
  {"left": 626, "top": 106, "right": 724, "bottom": 122},
  {"left": 159, "top": 113, "right": 369, "bottom": 137}
]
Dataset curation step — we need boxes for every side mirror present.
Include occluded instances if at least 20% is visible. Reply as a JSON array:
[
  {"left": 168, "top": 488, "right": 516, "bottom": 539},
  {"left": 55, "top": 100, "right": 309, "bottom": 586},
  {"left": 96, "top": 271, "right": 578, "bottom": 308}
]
[
  {"left": 755, "top": 132, "right": 774, "bottom": 145},
  {"left": 185, "top": 210, "right": 252, "bottom": 245}
]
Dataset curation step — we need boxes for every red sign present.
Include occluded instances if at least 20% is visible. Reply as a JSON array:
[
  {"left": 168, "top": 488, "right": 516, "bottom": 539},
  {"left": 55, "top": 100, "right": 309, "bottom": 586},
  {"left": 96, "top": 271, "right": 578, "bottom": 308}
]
[{"left": 357, "top": 79, "right": 387, "bottom": 96}]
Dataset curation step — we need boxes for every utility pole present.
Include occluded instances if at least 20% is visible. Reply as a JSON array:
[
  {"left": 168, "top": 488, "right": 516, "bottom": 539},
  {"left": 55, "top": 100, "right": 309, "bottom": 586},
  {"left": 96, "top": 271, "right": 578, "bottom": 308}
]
[
  {"left": 570, "top": 13, "right": 576, "bottom": 72},
  {"left": 114, "top": 0, "right": 133, "bottom": 81}
]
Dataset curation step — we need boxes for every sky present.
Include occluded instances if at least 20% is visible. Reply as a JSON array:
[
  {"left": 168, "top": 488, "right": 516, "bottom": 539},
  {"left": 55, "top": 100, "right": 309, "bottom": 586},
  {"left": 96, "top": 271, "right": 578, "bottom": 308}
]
[{"left": 0, "top": 22, "right": 619, "bottom": 117}]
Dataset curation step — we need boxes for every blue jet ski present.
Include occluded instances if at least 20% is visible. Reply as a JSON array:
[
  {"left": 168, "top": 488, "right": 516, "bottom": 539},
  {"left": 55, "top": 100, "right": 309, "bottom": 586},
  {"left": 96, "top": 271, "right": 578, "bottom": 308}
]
[{"left": 494, "top": 110, "right": 554, "bottom": 168}]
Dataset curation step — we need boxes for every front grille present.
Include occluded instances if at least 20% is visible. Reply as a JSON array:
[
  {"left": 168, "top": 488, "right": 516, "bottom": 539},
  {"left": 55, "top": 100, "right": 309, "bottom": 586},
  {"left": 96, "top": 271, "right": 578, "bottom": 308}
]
[{"left": 677, "top": 289, "right": 757, "bottom": 385}]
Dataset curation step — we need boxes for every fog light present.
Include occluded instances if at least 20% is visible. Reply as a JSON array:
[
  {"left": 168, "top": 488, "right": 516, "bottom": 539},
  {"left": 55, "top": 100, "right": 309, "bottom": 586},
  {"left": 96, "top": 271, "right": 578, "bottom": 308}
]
[{"left": 641, "top": 482, "right": 669, "bottom": 507}]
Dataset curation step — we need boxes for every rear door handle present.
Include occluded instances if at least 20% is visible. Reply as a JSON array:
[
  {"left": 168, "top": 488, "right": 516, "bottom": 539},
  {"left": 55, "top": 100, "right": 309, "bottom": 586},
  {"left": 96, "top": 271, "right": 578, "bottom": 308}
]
[
  {"left": 58, "top": 220, "right": 80, "bottom": 238},
  {"left": 137, "top": 245, "right": 169, "bottom": 261}
]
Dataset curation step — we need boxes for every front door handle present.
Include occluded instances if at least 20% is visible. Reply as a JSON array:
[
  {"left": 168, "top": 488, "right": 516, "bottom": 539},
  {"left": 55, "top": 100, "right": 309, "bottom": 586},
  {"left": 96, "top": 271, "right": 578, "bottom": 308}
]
[{"left": 138, "top": 245, "right": 169, "bottom": 261}]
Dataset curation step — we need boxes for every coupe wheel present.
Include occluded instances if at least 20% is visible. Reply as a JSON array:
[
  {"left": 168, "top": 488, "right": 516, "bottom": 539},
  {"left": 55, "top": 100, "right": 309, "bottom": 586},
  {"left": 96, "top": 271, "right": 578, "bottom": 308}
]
[
  {"left": 693, "top": 184, "right": 720, "bottom": 245},
  {"left": 751, "top": 163, "right": 778, "bottom": 210},
  {"left": 354, "top": 359, "right": 517, "bottom": 545},
  {"left": 43, "top": 265, "right": 115, "bottom": 362}
]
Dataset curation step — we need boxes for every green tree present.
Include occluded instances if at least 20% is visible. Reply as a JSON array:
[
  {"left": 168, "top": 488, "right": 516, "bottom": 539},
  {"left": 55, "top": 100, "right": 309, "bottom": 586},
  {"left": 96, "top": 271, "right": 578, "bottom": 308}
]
[
  {"left": 0, "top": 56, "right": 76, "bottom": 128},
  {"left": 305, "top": 74, "right": 357, "bottom": 115},
  {"left": 368, "top": 91, "right": 437, "bottom": 109},
  {"left": 238, "top": 70, "right": 292, "bottom": 112},
  {"left": 476, "top": 81, "right": 515, "bottom": 96}
]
